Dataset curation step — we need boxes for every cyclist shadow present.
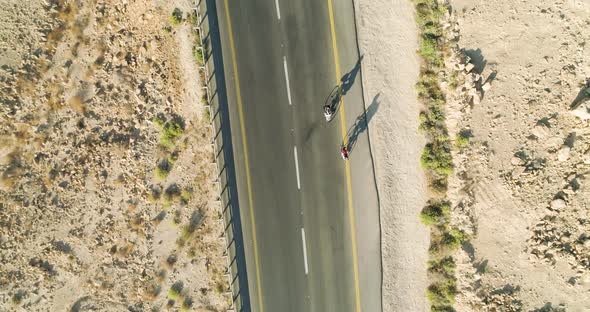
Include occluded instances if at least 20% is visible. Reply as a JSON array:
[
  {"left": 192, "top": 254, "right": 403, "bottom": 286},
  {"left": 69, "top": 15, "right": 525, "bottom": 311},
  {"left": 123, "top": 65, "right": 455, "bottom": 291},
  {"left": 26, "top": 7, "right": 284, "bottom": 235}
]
[
  {"left": 324, "top": 85, "right": 342, "bottom": 114},
  {"left": 324, "top": 55, "right": 364, "bottom": 114},
  {"left": 345, "top": 93, "right": 380, "bottom": 154},
  {"left": 341, "top": 55, "right": 363, "bottom": 96}
]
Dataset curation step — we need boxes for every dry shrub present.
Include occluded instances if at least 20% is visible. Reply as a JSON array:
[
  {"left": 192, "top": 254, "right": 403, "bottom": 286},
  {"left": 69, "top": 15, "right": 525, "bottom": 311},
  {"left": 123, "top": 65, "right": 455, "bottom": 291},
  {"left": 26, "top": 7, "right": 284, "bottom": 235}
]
[{"left": 68, "top": 95, "right": 85, "bottom": 113}]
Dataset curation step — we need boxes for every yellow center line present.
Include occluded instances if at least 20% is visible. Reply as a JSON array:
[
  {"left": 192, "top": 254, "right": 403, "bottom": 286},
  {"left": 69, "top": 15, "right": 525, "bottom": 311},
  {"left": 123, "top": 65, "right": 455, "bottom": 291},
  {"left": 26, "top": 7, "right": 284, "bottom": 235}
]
[
  {"left": 327, "top": 0, "right": 362, "bottom": 311},
  {"left": 222, "top": 1, "right": 264, "bottom": 311}
]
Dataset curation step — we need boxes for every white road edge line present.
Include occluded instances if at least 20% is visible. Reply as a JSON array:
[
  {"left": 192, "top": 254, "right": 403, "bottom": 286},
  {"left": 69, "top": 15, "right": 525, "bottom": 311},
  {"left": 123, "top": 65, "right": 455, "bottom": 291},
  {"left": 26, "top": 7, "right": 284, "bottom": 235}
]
[
  {"left": 293, "top": 145, "right": 301, "bottom": 190},
  {"left": 301, "top": 228, "right": 309, "bottom": 275},
  {"left": 283, "top": 56, "right": 293, "bottom": 106},
  {"left": 274, "top": 0, "right": 281, "bottom": 20}
]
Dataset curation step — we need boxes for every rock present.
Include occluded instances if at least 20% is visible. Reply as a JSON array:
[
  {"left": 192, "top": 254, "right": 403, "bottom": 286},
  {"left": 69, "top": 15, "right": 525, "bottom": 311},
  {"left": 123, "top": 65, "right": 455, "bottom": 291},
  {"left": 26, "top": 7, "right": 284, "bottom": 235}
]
[
  {"left": 482, "top": 82, "right": 492, "bottom": 91},
  {"left": 557, "top": 146, "right": 571, "bottom": 162},
  {"left": 511, "top": 156, "right": 525, "bottom": 166},
  {"left": 550, "top": 199, "right": 566, "bottom": 210},
  {"left": 531, "top": 124, "right": 549, "bottom": 139},
  {"left": 583, "top": 148, "right": 590, "bottom": 164},
  {"left": 571, "top": 102, "right": 590, "bottom": 120},
  {"left": 511, "top": 166, "right": 526, "bottom": 178},
  {"left": 465, "top": 63, "right": 475, "bottom": 73},
  {"left": 472, "top": 92, "right": 481, "bottom": 105}
]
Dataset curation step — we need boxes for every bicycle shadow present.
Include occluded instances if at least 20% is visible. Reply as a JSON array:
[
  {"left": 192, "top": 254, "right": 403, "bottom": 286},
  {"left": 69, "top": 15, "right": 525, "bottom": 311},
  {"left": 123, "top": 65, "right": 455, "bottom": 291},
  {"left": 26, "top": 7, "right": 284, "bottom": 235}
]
[
  {"left": 345, "top": 93, "right": 380, "bottom": 153},
  {"left": 324, "top": 85, "right": 341, "bottom": 114},
  {"left": 323, "top": 56, "right": 364, "bottom": 115},
  {"left": 341, "top": 55, "right": 363, "bottom": 96}
]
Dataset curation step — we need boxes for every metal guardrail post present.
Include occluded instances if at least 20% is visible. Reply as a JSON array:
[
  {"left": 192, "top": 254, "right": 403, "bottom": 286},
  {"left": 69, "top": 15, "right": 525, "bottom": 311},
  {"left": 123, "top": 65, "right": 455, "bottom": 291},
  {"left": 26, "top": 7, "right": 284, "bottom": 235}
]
[{"left": 193, "top": 1, "right": 242, "bottom": 311}]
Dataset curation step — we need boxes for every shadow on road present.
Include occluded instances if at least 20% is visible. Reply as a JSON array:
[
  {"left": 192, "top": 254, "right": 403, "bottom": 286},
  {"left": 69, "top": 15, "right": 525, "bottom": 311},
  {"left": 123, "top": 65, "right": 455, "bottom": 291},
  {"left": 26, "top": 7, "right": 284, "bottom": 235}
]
[
  {"left": 323, "top": 56, "right": 364, "bottom": 116},
  {"left": 324, "top": 85, "right": 341, "bottom": 114},
  {"left": 346, "top": 93, "right": 380, "bottom": 153},
  {"left": 205, "top": 0, "right": 251, "bottom": 310},
  {"left": 341, "top": 55, "right": 363, "bottom": 96}
]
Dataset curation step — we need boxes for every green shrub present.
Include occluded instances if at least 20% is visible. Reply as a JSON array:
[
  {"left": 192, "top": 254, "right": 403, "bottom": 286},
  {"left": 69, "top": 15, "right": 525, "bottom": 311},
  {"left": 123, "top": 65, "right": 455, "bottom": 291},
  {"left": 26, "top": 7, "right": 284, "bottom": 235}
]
[
  {"left": 441, "top": 228, "right": 465, "bottom": 250},
  {"left": 413, "top": 0, "right": 460, "bottom": 310},
  {"left": 155, "top": 158, "right": 173, "bottom": 180},
  {"left": 427, "top": 279, "right": 457, "bottom": 307},
  {"left": 193, "top": 45, "right": 204, "bottom": 66},
  {"left": 455, "top": 129, "right": 472, "bottom": 149},
  {"left": 415, "top": 0, "right": 447, "bottom": 29},
  {"left": 419, "top": 37, "right": 443, "bottom": 67},
  {"left": 180, "top": 297, "right": 193, "bottom": 311},
  {"left": 420, "top": 142, "right": 453, "bottom": 177},
  {"left": 455, "top": 135, "right": 469, "bottom": 149},
  {"left": 180, "top": 188, "right": 193, "bottom": 205},
  {"left": 431, "top": 305, "right": 456, "bottom": 312},
  {"left": 428, "top": 256, "right": 456, "bottom": 277},
  {"left": 448, "top": 71, "right": 460, "bottom": 90},
  {"left": 170, "top": 8, "right": 183, "bottom": 26},
  {"left": 160, "top": 120, "right": 184, "bottom": 148},
  {"left": 420, "top": 201, "right": 451, "bottom": 225},
  {"left": 188, "top": 12, "right": 198, "bottom": 26},
  {"left": 203, "top": 106, "right": 211, "bottom": 122},
  {"left": 12, "top": 290, "right": 24, "bottom": 304},
  {"left": 416, "top": 70, "right": 443, "bottom": 100},
  {"left": 152, "top": 114, "right": 166, "bottom": 128},
  {"left": 168, "top": 281, "right": 184, "bottom": 300},
  {"left": 419, "top": 104, "right": 446, "bottom": 132}
]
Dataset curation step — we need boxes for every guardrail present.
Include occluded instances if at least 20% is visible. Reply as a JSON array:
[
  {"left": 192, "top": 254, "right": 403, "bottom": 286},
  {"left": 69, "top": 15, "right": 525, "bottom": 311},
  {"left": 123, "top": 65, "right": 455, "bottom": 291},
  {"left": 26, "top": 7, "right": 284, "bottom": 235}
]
[{"left": 193, "top": 0, "right": 249, "bottom": 311}]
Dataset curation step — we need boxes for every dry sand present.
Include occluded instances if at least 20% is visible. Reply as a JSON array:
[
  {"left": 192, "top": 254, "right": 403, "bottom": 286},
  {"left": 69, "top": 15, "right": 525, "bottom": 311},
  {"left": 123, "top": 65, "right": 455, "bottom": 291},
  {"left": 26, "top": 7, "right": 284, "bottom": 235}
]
[
  {"left": 0, "top": 0, "right": 229, "bottom": 310},
  {"left": 353, "top": 0, "right": 430, "bottom": 311},
  {"left": 441, "top": 0, "right": 590, "bottom": 310}
]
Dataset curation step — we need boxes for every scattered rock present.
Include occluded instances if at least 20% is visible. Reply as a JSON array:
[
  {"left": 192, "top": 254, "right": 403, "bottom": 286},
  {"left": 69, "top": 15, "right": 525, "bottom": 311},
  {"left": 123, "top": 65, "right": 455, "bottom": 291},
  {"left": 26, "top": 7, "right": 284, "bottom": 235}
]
[
  {"left": 550, "top": 198, "right": 566, "bottom": 210},
  {"left": 511, "top": 156, "right": 525, "bottom": 166},
  {"left": 557, "top": 146, "right": 571, "bottom": 162},
  {"left": 531, "top": 124, "right": 550, "bottom": 139},
  {"left": 571, "top": 102, "right": 590, "bottom": 120},
  {"left": 583, "top": 148, "right": 590, "bottom": 164}
]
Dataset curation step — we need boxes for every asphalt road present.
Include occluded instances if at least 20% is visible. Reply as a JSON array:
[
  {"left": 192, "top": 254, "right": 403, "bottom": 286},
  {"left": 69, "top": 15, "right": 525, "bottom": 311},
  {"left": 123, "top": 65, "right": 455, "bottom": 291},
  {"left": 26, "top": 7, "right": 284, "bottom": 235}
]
[{"left": 215, "top": 0, "right": 381, "bottom": 311}]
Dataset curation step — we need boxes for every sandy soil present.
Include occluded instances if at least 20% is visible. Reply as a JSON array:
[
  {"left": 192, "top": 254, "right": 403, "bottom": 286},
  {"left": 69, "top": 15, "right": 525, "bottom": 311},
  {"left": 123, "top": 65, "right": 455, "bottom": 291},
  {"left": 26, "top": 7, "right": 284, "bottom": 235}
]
[
  {"left": 441, "top": 0, "right": 590, "bottom": 310},
  {"left": 353, "top": 0, "right": 430, "bottom": 311},
  {"left": 0, "top": 0, "right": 229, "bottom": 311}
]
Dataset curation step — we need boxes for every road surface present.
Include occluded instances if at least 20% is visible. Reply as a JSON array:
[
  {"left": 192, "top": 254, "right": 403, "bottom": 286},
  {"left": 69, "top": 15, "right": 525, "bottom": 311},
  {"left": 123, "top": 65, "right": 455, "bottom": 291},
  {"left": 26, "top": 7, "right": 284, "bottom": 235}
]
[{"left": 215, "top": 0, "right": 382, "bottom": 311}]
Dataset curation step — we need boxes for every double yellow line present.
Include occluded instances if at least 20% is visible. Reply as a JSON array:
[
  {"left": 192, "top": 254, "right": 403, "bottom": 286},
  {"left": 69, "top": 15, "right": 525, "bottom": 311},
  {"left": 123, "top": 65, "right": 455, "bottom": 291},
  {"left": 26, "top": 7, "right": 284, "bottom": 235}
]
[
  {"left": 222, "top": 0, "right": 362, "bottom": 310},
  {"left": 222, "top": 0, "right": 265, "bottom": 311},
  {"left": 327, "top": 0, "right": 363, "bottom": 311}
]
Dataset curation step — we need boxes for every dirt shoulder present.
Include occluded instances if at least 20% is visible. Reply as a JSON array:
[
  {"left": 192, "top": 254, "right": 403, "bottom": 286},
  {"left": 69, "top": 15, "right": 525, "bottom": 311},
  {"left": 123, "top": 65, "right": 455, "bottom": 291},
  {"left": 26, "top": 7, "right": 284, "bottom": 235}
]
[
  {"left": 0, "top": 0, "right": 229, "bottom": 310},
  {"left": 354, "top": 0, "right": 430, "bottom": 311}
]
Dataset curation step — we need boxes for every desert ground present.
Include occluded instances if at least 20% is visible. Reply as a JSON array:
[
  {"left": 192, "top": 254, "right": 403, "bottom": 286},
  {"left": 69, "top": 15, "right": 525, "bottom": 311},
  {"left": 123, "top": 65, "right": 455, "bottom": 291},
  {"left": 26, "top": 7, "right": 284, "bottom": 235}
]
[
  {"left": 0, "top": 0, "right": 230, "bottom": 311},
  {"left": 2, "top": 0, "right": 590, "bottom": 311},
  {"left": 444, "top": 0, "right": 590, "bottom": 310},
  {"left": 357, "top": 0, "right": 590, "bottom": 311}
]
